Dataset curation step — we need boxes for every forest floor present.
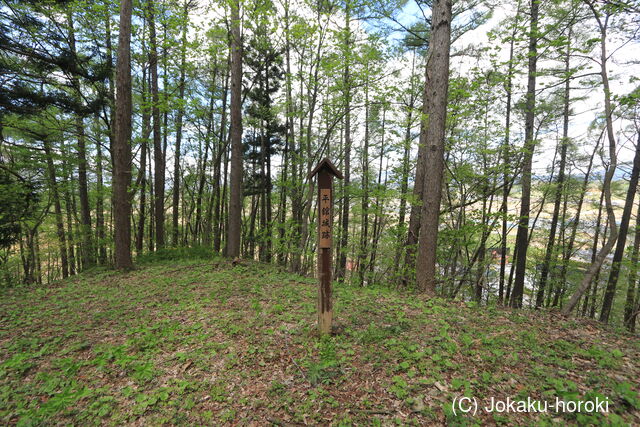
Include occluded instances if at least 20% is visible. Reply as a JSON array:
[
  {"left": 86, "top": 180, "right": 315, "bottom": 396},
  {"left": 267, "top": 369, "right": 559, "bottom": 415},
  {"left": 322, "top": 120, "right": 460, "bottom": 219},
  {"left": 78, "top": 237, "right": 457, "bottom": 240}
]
[{"left": 1, "top": 255, "right": 639, "bottom": 426}]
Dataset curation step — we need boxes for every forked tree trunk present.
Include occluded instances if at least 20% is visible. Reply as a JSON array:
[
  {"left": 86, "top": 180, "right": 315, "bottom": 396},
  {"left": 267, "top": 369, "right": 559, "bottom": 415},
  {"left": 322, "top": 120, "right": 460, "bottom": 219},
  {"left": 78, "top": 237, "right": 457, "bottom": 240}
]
[{"left": 562, "top": 3, "right": 618, "bottom": 316}]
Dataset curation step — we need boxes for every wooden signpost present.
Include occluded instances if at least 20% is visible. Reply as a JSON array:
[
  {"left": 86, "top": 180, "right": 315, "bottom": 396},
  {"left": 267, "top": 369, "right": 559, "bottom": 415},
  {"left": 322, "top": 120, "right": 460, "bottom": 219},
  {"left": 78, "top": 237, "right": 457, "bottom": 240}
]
[{"left": 309, "top": 158, "right": 343, "bottom": 335}]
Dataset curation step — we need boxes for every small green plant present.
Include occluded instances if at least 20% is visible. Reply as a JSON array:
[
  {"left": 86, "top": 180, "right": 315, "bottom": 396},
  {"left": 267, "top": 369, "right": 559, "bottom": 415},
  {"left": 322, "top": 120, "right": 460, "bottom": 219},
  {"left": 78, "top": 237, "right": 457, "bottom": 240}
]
[
  {"left": 220, "top": 409, "right": 236, "bottom": 422},
  {"left": 614, "top": 382, "right": 640, "bottom": 409},
  {"left": 389, "top": 376, "right": 409, "bottom": 399},
  {"left": 1, "top": 353, "right": 34, "bottom": 376}
]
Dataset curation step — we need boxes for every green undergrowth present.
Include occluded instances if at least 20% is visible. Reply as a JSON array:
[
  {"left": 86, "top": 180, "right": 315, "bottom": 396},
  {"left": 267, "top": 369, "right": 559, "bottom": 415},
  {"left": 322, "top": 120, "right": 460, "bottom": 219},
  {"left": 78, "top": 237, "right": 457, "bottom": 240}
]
[{"left": 1, "top": 257, "right": 639, "bottom": 425}]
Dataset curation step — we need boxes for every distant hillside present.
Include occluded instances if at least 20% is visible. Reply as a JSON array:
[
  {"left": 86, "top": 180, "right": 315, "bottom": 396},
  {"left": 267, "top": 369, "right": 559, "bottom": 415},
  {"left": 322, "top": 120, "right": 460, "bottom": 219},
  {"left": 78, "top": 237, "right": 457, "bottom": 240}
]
[{"left": 1, "top": 258, "right": 639, "bottom": 425}]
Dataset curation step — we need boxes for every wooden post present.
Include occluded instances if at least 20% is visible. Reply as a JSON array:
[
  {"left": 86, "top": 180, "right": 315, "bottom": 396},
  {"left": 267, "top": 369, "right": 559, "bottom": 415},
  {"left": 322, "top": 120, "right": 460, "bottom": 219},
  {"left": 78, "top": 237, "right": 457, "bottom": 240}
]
[{"left": 309, "top": 158, "right": 343, "bottom": 335}]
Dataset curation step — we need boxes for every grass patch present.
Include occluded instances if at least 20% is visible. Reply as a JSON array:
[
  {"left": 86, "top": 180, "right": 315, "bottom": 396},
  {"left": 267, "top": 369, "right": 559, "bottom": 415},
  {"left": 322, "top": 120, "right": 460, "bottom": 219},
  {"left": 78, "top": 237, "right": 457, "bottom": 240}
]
[{"left": 1, "top": 259, "right": 638, "bottom": 424}]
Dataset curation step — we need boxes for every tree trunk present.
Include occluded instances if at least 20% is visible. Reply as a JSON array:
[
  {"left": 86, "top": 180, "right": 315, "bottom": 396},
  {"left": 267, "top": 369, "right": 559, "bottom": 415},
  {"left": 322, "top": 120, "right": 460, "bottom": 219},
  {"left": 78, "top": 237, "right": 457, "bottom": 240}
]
[
  {"left": 357, "top": 72, "right": 370, "bottom": 285},
  {"left": 43, "top": 139, "right": 69, "bottom": 278},
  {"left": 173, "top": 1, "right": 188, "bottom": 246},
  {"left": 336, "top": 3, "right": 351, "bottom": 281},
  {"left": 148, "top": 0, "right": 165, "bottom": 250},
  {"left": 581, "top": 183, "right": 605, "bottom": 314},
  {"left": 62, "top": 152, "right": 76, "bottom": 275},
  {"left": 136, "top": 70, "right": 151, "bottom": 254},
  {"left": 624, "top": 186, "right": 640, "bottom": 331},
  {"left": 562, "top": 6, "right": 618, "bottom": 316},
  {"left": 227, "top": 0, "right": 243, "bottom": 258},
  {"left": 67, "top": 12, "right": 95, "bottom": 268},
  {"left": 415, "top": 0, "right": 453, "bottom": 295},
  {"left": 498, "top": 0, "right": 521, "bottom": 305},
  {"left": 536, "top": 25, "right": 572, "bottom": 307},
  {"left": 112, "top": 0, "right": 134, "bottom": 270},
  {"left": 553, "top": 131, "right": 601, "bottom": 308},
  {"left": 195, "top": 89, "right": 214, "bottom": 242},
  {"left": 600, "top": 131, "right": 640, "bottom": 322},
  {"left": 394, "top": 50, "right": 417, "bottom": 280},
  {"left": 510, "top": 0, "right": 539, "bottom": 308},
  {"left": 278, "top": 0, "right": 293, "bottom": 266},
  {"left": 213, "top": 56, "right": 230, "bottom": 253},
  {"left": 95, "top": 120, "right": 107, "bottom": 264},
  {"left": 369, "top": 108, "right": 387, "bottom": 280},
  {"left": 147, "top": 140, "right": 155, "bottom": 251},
  {"left": 402, "top": 52, "right": 431, "bottom": 286},
  {"left": 104, "top": 3, "right": 115, "bottom": 158}
]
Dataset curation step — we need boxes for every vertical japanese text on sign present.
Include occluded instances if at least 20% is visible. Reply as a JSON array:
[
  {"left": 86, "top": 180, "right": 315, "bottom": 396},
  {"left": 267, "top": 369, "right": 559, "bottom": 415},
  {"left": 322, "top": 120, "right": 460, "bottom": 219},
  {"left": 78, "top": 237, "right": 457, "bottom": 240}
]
[{"left": 319, "top": 188, "right": 331, "bottom": 248}]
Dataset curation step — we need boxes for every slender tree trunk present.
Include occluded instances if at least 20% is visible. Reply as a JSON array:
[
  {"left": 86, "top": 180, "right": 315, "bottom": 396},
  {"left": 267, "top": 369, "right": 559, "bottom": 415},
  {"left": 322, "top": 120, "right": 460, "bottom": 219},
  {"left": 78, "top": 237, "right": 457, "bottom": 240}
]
[
  {"left": 415, "top": 0, "right": 453, "bottom": 295},
  {"left": 136, "top": 70, "right": 150, "bottom": 254},
  {"left": 95, "top": 121, "right": 107, "bottom": 264},
  {"left": 336, "top": 2, "right": 351, "bottom": 281},
  {"left": 474, "top": 198, "right": 488, "bottom": 302},
  {"left": 553, "top": 131, "right": 601, "bottom": 308},
  {"left": 498, "top": 0, "right": 521, "bottom": 305},
  {"left": 624, "top": 187, "right": 640, "bottom": 331},
  {"left": 510, "top": 0, "right": 539, "bottom": 307},
  {"left": 43, "top": 139, "right": 69, "bottom": 278},
  {"left": 213, "top": 58, "right": 230, "bottom": 253},
  {"left": 402, "top": 53, "right": 431, "bottom": 286},
  {"left": 278, "top": 2, "right": 293, "bottom": 266},
  {"left": 562, "top": 156, "right": 616, "bottom": 317},
  {"left": 536, "top": 26, "right": 572, "bottom": 307},
  {"left": 581, "top": 183, "right": 606, "bottom": 314},
  {"left": 581, "top": 213, "right": 607, "bottom": 315},
  {"left": 265, "top": 115, "right": 273, "bottom": 262},
  {"left": 260, "top": 117, "right": 267, "bottom": 260},
  {"left": 369, "top": 109, "right": 387, "bottom": 280},
  {"left": 62, "top": 153, "right": 76, "bottom": 275},
  {"left": 173, "top": 3, "right": 188, "bottom": 246},
  {"left": 147, "top": 141, "right": 155, "bottom": 251},
  {"left": 221, "top": 140, "right": 230, "bottom": 250},
  {"left": 600, "top": 131, "right": 640, "bottom": 322},
  {"left": 394, "top": 50, "right": 417, "bottom": 280},
  {"left": 148, "top": 0, "right": 164, "bottom": 250},
  {"left": 67, "top": 12, "right": 95, "bottom": 268},
  {"left": 112, "top": 0, "right": 134, "bottom": 270},
  {"left": 104, "top": 3, "right": 115, "bottom": 158},
  {"left": 227, "top": 0, "right": 243, "bottom": 258},
  {"left": 357, "top": 72, "right": 370, "bottom": 285},
  {"left": 398, "top": 51, "right": 416, "bottom": 231},
  {"left": 195, "top": 90, "right": 214, "bottom": 242},
  {"left": 34, "top": 229, "right": 42, "bottom": 284},
  {"left": 297, "top": 14, "right": 324, "bottom": 274},
  {"left": 562, "top": 7, "right": 618, "bottom": 316}
]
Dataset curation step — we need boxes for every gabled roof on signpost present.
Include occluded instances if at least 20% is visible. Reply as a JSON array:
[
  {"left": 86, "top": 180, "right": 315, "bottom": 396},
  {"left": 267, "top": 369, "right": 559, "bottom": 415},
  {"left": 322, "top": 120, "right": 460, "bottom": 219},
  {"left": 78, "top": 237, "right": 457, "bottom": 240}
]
[{"left": 308, "top": 158, "right": 344, "bottom": 180}]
